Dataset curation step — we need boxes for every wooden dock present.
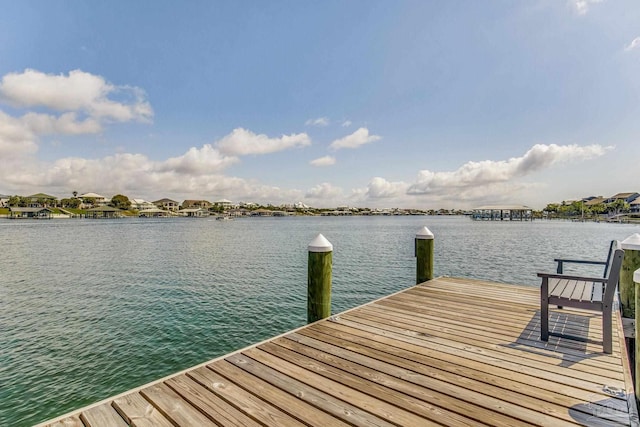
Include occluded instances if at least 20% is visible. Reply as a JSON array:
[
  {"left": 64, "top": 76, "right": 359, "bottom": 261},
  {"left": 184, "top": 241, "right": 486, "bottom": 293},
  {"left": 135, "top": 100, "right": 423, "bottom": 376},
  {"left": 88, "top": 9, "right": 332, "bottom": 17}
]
[{"left": 39, "top": 277, "right": 638, "bottom": 426}]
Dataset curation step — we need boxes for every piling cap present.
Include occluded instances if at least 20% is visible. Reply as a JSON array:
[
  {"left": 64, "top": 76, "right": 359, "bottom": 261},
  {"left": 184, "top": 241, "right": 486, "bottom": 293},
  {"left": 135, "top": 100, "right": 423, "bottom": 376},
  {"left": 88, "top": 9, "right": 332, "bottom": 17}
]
[
  {"left": 621, "top": 233, "right": 640, "bottom": 251},
  {"left": 416, "top": 226, "right": 434, "bottom": 240},
  {"left": 308, "top": 233, "right": 333, "bottom": 252}
]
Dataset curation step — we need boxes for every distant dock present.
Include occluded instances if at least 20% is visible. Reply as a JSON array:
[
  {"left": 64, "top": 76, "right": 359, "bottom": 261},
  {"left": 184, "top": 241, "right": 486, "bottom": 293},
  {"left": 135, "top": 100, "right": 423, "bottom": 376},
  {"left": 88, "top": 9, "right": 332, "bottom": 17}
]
[
  {"left": 38, "top": 277, "right": 637, "bottom": 426},
  {"left": 472, "top": 205, "right": 534, "bottom": 221}
]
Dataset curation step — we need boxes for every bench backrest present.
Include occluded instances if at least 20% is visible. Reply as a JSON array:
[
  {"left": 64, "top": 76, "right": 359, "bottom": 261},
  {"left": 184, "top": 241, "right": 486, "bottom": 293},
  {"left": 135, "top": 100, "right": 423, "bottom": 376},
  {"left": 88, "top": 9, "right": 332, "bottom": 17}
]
[
  {"left": 602, "top": 239, "right": 616, "bottom": 278},
  {"left": 603, "top": 241, "right": 624, "bottom": 305}
]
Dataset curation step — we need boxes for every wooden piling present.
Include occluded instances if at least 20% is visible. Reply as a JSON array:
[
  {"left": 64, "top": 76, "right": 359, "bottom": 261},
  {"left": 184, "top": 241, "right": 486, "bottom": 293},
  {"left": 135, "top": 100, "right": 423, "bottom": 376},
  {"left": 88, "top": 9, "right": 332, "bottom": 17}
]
[
  {"left": 635, "top": 268, "right": 640, "bottom": 405},
  {"left": 621, "top": 234, "right": 640, "bottom": 318},
  {"left": 307, "top": 234, "right": 333, "bottom": 323},
  {"left": 415, "top": 226, "right": 434, "bottom": 284}
]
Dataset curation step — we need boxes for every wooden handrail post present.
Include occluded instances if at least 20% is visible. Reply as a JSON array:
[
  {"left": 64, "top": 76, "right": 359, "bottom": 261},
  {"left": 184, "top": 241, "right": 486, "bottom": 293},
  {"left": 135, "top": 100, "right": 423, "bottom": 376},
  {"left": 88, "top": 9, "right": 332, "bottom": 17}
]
[
  {"left": 621, "top": 234, "right": 640, "bottom": 318},
  {"left": 635, "top": 268, "right": 640, "bottom": 406},
  {"left": 308, "top": 233, "right": 333, "bottom": 323},
  {"left": 415, "top": 226, "right": 434, "bottom": 284}
]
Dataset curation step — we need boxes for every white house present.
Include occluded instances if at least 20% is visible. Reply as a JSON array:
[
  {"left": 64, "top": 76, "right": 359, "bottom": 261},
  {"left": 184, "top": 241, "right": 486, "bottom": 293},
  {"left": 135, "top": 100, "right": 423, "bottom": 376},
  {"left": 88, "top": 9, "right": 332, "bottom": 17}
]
[
  {"left": 130, "top": 198, "right": 156, "bottom": 211},
  {"left": 79, "top": 192, "right": 109, "bottom": 208}
]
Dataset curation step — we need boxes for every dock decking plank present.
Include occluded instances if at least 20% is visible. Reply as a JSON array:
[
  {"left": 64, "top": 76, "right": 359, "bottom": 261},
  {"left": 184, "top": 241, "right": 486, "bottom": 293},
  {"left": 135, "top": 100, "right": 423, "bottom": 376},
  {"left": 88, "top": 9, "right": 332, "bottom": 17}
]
[
  {"left": 285, "top": 331, "right": 581, "bottom": 426},
  {"left": 38, "top": 277, "right": 637, "bottom": 427},
  {"left": 139, "top": 382, "right": 217, "bottom": 426},
  {"left": 112, "top": 392, "right": 174, "bottom": 427},
  {"left": 80, "top": 404, "right": 128, "bottom": 427},
  {"left": 210, "top": 360, "right": 354, "bottom": 427},
  {"left": 224, "top": 352, "right": 394, "bottom": 427},
  {"left": 47, "top": 415, "right": 84, "bottom": 427},
  {"left": 371, "top": 298, "right": 621, "bottom": 370},
  {"left": 259, "top": 339, "right": 490, "bottom": 427},
  {"left": 356, "top": 304, "right": 624, "bottom": 381},
  {"left": 165, "top": 375, "right": 263, "bottom": 427},
  {"left": 188, "top": 366, "right": 307, "bottom": 427}
]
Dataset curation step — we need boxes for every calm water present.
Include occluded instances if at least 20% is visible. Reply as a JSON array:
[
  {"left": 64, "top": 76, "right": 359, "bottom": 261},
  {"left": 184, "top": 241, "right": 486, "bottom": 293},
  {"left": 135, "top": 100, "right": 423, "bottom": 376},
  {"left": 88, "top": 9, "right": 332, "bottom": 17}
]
[{"left": 1, "top": 216, "right": 638, "bottom": 426}]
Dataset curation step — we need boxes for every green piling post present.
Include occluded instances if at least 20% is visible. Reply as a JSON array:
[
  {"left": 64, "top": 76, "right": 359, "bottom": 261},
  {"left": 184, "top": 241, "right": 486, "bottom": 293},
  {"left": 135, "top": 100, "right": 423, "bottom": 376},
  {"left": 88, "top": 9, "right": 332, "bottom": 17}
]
[
  {"left": 308, "top": 233, "right": 333, "bottom": 323},
  {"left": 635, "top": 268, "right": 640, "bottom": 406},
  {"left": 621, "top": 234, "right": 640, "bottom": 318},
  {"left": 416, "top": 226, "right": 434, "bottom": 284}
]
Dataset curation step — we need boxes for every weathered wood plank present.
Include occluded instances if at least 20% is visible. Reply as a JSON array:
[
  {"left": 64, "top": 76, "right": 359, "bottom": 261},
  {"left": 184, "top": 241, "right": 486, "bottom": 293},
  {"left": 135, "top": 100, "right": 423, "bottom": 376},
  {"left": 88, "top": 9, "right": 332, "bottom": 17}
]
[
  {"left": 342, "top": 309, "right": 626, "bottom": 387},
  {"left": 188, "top": 366, "right": 307, "bottom": 427},
  {"left": 210, "top": 360, "right": 353, "bottom": 427},
  {"left": 81, "top": 404, "right": 128, "bottom": 427},
  {"left": 165, "top": 374, "right": 263, "bottom": 427},
  {"left": 372, "top": 297, "right": 620, "bottom": 361},
  {"left": 357, "top": 304, "right": 624, "bottom": 380},
  {"left": 242, "top": 347, "right": 436, "bottom": 427},
  {"left": 224, "top": 352, "right": 394, "bottom": 427},
  {"left": 304, "top": 321, "right": 631, "bottom": 420},
  {"left": 332, "top": 315, "right": 628, "bottom": 398},
  {"left": 261, "top": 339, "right": 537, "bottom": 427},
  {"left": 112, "top": 392, "right": 174, "bottom": 427},
  {"left": 140, "top": 382, "right": 217, "bottom": 426},
  {"left": 257, "top": 341, "right": 490, "bottom": 427},
  {"left": 47, "top": 415, "right": 84, "bottom": 427},
  {"left": 286, "top": 329, "right": 630, "bottom": 425}
]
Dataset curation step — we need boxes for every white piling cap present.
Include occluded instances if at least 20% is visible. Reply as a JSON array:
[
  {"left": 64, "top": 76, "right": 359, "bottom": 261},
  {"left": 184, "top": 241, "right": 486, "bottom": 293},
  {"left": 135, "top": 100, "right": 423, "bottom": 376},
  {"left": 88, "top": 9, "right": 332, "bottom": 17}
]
[
  {"left": 308, "top": 233, "right": 333, "bottom": 252},
  {"left": 621, "top": 233, "right": 640, "bottom": 251},
  {"left": 635, "top": 269, "right": 640, "bottom": 284},
  {"left": 416, "top": 226, "right": 434, "bottom": 240}
]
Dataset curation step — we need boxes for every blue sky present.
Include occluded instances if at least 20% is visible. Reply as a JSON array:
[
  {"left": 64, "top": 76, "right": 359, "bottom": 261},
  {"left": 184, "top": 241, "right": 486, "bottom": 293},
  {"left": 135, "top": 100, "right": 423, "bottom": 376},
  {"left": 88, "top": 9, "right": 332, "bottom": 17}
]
[{"left": 1, "top": 0, "right": 638, "bottom": 209}]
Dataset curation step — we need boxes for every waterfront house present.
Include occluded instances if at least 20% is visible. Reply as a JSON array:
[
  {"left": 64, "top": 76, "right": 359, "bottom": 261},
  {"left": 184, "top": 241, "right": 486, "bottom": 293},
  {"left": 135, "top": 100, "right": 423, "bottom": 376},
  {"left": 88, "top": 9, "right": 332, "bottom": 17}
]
[
  {"left": 79, "top": 192, "right": 109, "bottom": 208},
  {"left": 130, "top": 198, "right": 156, "bottom": 211},
  {"left": 213, "top": 199, "right": 234, "bottom": 210},
  {"left": 584, "top": 196, "right": 607, "bottom": 207},
  {"left": 153, "top": 198, "right": 179, "bottom": 211},
  {"left": 608, "top": 192, "right": 640, "bottom": 203},
  {"left": 8, "top": 207, "right": 53, "bottom": 219},
  {"left": 181, "top": 199, "right": 212, "bottom": 210},
  {"left": 631, "top": 198, "right": 640, "bottom": 214},
  {"left": 0, "top": 194, "right": 9, "bottom": 207},
  {"left": 26, "top": 193, "right": 58, "bottom": 208}
]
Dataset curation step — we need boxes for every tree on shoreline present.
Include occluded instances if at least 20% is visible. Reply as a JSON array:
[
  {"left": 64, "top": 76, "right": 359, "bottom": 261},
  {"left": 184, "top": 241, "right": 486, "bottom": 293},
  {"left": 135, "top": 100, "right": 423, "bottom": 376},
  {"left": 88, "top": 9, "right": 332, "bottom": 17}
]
[{"left": 110, "top": 194, "right": 131, "bottom": 210}]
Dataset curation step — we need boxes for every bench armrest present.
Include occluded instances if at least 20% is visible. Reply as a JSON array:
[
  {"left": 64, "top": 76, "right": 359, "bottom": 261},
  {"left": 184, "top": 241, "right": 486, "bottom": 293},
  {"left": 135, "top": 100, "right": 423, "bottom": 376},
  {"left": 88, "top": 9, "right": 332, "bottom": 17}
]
[
  {"left": 553, "top": 258, "right": 607, "bottom": 266},
  {"left": 537, "top": 272, "right": 608, "bottom": 282}
]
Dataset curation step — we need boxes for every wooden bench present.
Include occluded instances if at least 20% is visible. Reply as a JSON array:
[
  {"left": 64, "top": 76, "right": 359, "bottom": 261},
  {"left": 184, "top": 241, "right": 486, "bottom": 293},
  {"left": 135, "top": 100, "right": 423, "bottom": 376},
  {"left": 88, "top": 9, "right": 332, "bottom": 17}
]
[{"left": 538, "top": 241, "right": 624, "bottom": 353}]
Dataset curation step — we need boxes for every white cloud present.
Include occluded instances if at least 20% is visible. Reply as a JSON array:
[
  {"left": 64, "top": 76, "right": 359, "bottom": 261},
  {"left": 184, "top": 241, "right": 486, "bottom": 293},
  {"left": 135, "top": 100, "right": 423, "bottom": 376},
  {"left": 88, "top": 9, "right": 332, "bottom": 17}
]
[
  {"left": 1, "top": 148, "right": 302, "bottom": 204},
  {"left": 309, "top": 156, "right": 336, "bottom": 167},
  {"left": 366, "top": 177, "right": 409, "bottom": 198},
  {"left": 305, "top": 182, "right": 344, "bottom": 199},
  {"left": 216, "top": 127, "right": 311, "bottom": 156},
  {"left": 0, "top": 69, "right": 153, "bottom": 122},
  {"left": 0, "top": 110, "right": 38, "bottom": 158},
  {"left": 570, "top": 0, "right": 603, "bottom": 15},
  {"left": 329, "top": 127, "right": 381, "bottom": 150},
  {"left": 22, "top": 112, "right": 102, "bottom": 135},
  {"left": 342, "top": 120, "right": 352, "bottom": 127},
  {"left": 156, "top": 144, "right": 239, "bottom": 175},
  {"left": 0, "top": 69, "right": 154, "bottom": 159},
  {"left": 407, "top": 143, "right": 611, "bottom": 195},
  {"left": 305, "top": 117, "right": 329, "bottom": 127},
  {"left": 625, "top": 37, "right": 640, "bottom": 52}
]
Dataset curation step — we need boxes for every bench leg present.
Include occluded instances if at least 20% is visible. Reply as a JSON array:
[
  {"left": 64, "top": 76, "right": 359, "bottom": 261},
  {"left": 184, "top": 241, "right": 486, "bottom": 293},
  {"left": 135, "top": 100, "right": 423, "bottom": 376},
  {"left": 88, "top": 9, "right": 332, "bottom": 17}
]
[
  {"left": 603, "top": 306, "right": 612, "bottom": 354},
  {"left": 541, "top": 278, "right": 549, "bottom": 342}
]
